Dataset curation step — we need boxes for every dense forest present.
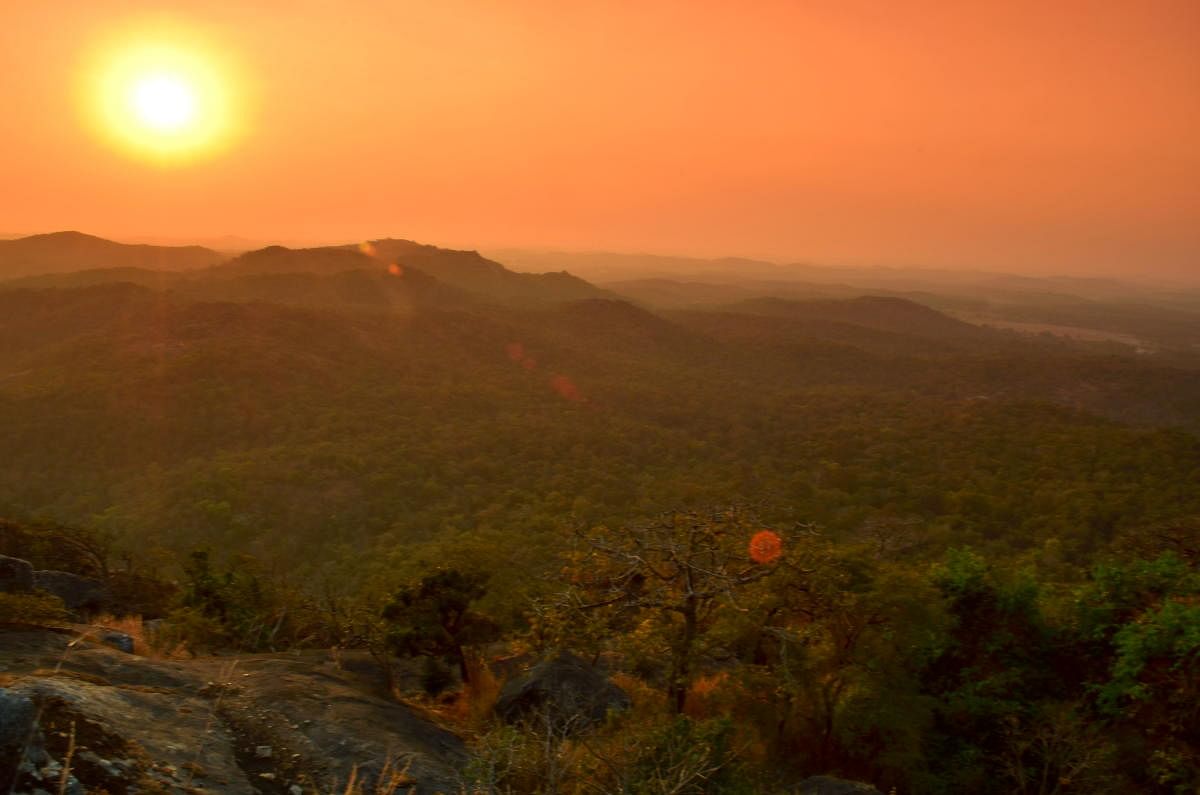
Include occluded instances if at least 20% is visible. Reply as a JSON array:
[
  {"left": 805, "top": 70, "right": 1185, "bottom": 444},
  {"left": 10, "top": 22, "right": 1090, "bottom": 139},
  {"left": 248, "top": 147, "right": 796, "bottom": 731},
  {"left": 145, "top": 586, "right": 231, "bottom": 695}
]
[{"left": 2, "top": 233, "right": 1199, "bottom": 793}]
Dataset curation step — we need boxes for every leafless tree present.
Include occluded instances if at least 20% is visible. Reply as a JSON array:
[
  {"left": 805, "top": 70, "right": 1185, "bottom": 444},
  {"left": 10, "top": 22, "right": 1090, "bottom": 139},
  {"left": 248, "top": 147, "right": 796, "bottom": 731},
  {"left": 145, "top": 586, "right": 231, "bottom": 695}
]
[{"left": 568, "top": 508, "right": 814, "bottom": 713}]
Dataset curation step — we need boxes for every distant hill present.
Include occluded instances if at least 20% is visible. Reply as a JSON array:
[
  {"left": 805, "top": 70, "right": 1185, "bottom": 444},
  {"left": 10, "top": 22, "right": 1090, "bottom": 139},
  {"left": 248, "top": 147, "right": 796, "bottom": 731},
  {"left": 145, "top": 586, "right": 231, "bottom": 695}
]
[
  {"left": 216, "top": 245, "right": 376, "bottom": 276},
  {"left": 729, "top": 296, "right": 984, "bottom": 340},
  {"left": 604, "top": 277, "right": 861, "bottom": 309},
  {"left": 215, "top": 240, "right": 611, "bottom": 306},
  {"left": 484, "top": 248, "right": 790, "bottom": 283},
  {"left": 487, "top": 248, "right": 1198, "bottom": 297},
  {"left": 0, "top": 235, "right": 611, "bottom": 311},
  {"left": 491, "top": 249, "right": 1200, "bottom": 349},
  {"left": 542, "top": 297, "right": 697, "bottom": 357},
  {"left": 0, "top": 232, "right": 226, "bottom": 278},
  {"left": 0, "top": 267, "right": 180, "bottom": 290},
  {"left": 183, "top": 268, "right": 468, "bottom": 313},
  {"left": 361, "top": 239, "right": 610, "bottom": 304}
]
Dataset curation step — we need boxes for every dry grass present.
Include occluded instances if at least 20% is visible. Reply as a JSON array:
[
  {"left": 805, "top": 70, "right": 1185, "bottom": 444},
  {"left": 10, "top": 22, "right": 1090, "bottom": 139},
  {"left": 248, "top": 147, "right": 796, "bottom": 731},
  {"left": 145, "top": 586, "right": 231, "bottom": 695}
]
[
  {"left": 425, "top": 650, "right": 506, "bottom": 731},
  {"left": 338, "top": 757, "right": 415, "bottom": 794},
  {"left": 89, "top": 612, "right": 189, "bottom": 659},
  {"left": 90, "top": 612, "right": 149, "bottom": 652},
  {"left": 56, "top": 720, "right": 76, "bottom": 795},
  {"left": 609, "top": 672, "right": 664, "bottom": 713},
  {"left": 681, "top": 672, "right": 729, "bottom": 719},
  {"left": 463, "top": 651, "right": 503, "bottom": 727}
]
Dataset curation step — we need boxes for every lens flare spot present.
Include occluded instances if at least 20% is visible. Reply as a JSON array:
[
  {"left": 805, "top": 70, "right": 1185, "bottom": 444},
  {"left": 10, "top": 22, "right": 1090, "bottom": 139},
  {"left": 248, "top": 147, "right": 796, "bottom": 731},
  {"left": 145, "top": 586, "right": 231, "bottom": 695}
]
[
  {"left": 506, "top": 342, "right": 539, "bottom": 371},
  {"left": 550, "top": 374, "right": 584, "bottom": 402},
  {"left": 749, "top": 530, "right": 783, "bottom": 564}
]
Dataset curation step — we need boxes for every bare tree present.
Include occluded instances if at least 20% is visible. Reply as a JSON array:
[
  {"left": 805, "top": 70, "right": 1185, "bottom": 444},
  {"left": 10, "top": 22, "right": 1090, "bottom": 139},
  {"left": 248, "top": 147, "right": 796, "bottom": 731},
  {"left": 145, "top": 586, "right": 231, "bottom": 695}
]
[
  {"left": 567, "top": 508, "right": 811, "bottom": 713},
  {"left": 1001, "top": 703, "right": 1118, "bottom": 795}
]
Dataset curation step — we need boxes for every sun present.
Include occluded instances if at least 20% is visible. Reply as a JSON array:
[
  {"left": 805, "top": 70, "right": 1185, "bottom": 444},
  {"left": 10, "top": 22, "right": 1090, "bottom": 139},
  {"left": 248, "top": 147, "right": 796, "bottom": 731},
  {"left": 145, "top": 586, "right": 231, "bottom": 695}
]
[
  {"left": 83, "top": 27, "right": 244, "bottom": 163},
  {"left": 130, "top": 73, "right": 198, "bottom": 133}
]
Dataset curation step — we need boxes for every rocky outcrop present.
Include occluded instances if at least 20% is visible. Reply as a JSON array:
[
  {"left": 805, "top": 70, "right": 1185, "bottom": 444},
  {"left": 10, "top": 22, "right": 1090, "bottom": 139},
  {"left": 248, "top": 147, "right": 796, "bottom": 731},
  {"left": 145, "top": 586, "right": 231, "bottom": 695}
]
[
  {"left": 0, "top": 626, "right": 469, "bottom": 794},
  {"left": 32, "top": 574, "right": 110, "bottom": 614},
  {"left": 798, "top": 775, "right": 884, "bottom": 795},
  {"left": 0, "top": 555, "right": 110, "bottom": 616},
  {"left": 495, "top": 650, "right": 630, "bottom": 730},
  {"left": 98, "top": 629, "right": 134, "bottom": 653},
  {"left": 32, "top": 570, "right": 109, "bottom": 613},
  {"left": 0, "top": 553, "right": 35, "bottom": 593},
  {"left": 0, "top": 688, "right": 37, "bottom": 792},
  {"left": 209, "top": 654, "right": 468, "bottom": 794},
  {"left": 7, "top": 677, "right": 205, "bottom": 794}
]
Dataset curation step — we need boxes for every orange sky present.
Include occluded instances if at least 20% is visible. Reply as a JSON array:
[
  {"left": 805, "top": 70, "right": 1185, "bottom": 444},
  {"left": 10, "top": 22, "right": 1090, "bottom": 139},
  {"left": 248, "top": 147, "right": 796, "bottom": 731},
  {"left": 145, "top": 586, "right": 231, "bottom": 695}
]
[{"left": 1, "top": 1, "right": 1197, "bottom": 277}]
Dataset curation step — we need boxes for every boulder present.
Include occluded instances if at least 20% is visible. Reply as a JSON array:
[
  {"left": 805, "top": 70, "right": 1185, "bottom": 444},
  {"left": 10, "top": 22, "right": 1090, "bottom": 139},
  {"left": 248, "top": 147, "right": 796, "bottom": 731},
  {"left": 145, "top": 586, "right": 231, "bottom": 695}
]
[
  {"left": 495, "top": 651, "right": 630, "bottom": 730},
  {"left": 33, "top": 570, "right": 109, "bottom": 613},
  {"left": 798, "top": 775, "right": 884, "bottom": 795},
  {"left": 0, "top": 554, "right": 35, "bottom": 594},
  {"left": 0, "top": 687, "right": 37, "bottom": 791},
  {"left": 98, "top": 630, "right": 134, "bottom": 654},
  {"left": 0, "top": 627, "right": 470, "bottom": 794}
]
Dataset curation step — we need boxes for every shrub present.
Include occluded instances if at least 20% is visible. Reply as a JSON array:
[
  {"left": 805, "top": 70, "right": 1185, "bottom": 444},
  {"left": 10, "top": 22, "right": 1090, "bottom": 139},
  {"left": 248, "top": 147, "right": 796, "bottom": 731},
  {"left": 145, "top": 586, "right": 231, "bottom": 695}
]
[{"left": 0, "top": 591, "right": 69, "bottom": 625}]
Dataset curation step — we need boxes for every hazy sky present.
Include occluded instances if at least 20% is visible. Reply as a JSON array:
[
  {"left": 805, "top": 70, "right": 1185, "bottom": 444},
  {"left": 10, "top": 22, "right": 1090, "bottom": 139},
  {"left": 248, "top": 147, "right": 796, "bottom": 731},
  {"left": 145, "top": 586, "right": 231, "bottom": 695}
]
[{"left": 1, "top": 1, "right": 1197, "bottom": 277}]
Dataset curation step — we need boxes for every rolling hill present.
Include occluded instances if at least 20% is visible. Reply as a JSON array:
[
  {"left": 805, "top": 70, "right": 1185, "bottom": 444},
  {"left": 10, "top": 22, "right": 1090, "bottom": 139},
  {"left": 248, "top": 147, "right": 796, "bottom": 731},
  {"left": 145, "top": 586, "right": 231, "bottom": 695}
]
[
  {"left": 213, "top": 240, "right": 611, "bottom": 306},
  {"left": 0, "top": 231, "right": 226, "bottom": 278},
  {"left": 361, "top": 239, "right": 609, "bottom": 304},
  {"left": 728, "top": 296, "right": 986, "bottom": 340}
]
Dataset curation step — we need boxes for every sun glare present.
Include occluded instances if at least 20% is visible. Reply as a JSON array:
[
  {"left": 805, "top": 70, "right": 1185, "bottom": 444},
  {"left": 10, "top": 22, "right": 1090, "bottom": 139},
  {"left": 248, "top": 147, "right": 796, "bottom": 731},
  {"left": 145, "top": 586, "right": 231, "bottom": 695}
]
[
  {"left": 130, "top": 73, "right": 197, "bottom": 132},
  {"left": 84, "top": 29, "right": 242, "bottom": 163}
]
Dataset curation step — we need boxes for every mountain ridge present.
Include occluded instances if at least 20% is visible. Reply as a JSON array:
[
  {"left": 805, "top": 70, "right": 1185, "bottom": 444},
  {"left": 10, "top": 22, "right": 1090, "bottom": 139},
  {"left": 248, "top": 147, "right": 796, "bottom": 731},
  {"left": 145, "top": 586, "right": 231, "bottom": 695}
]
[{"left": 0, "top": 232, "right": 226, "bottom": 278}]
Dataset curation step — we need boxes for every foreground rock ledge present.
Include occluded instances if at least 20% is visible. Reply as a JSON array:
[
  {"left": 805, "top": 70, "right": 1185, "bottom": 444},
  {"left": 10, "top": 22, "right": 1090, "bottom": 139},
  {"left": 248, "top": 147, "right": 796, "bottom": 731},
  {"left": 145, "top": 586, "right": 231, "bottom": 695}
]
[{"left": 0, "top": 625, "right": 466, "bottom": 794}]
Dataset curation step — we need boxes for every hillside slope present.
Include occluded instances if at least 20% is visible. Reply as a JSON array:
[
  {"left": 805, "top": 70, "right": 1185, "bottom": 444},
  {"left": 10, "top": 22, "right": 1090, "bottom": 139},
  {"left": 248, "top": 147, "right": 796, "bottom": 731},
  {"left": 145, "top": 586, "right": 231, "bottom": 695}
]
[
  {"left": 0, "top": 232, "right": 226, "bottom": 278},
  {"left": 728, "top": 296, "right": 986, "bottom": 340},
  {"left": 215, "top": 241, "right": 611, "bottom": 306},
  {"left": 364, "top": 239, "right": 611, "bottom": 304},
  {"left": 1, "top": 282, "right": 1199, "bottom": 576}
]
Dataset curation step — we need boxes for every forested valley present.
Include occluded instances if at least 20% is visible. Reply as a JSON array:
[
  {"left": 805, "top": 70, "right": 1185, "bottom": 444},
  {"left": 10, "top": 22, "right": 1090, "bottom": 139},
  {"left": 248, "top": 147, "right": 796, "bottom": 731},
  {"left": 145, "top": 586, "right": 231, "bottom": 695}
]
[{"left": 2, "top": 233, "right": 1198, "bottom": 794}]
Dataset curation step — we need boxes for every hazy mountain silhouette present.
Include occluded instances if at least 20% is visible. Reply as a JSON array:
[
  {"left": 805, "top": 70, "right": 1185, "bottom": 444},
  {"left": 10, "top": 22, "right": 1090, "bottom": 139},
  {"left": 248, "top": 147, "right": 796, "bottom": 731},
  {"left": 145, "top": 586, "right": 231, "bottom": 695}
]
[
  {"left": 0, "top": 267, "right": 180, "bottom": 290},
  {"left": 604, "top": 277, "right": 857, "bottom": 308},
  {"left": 728, "top": 296, "right": 983, "bottom": 339},
  {"left": 214, "top": 240, "right": 612, "bottom": 306},
  {"left": 216, "top": 245, "right": 377, "bottom": 276},
  {"left": 7, "top": 233, "right": 1198, "bottom": 350},
  {"left": 0, "top": 231, "right": 225, "bottom": 278},
  {"left": 185, "top": 269, "right": 469, "bottom": 313},
  {"left": 359, "top": 239, "right": 611, "bottom": 304}
]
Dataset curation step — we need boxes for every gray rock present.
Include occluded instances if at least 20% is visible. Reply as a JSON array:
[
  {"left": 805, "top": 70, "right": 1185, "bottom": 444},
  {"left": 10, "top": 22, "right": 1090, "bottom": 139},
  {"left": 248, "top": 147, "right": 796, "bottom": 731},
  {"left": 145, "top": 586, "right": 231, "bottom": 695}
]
[
  {"left": 32, "top": 570, "right": 108, "bottom": 613},
  {"left": 255, "top": 744, "right": 273, "bottom": 758},
  {"left": 99, "top": 630, "right": 134, "bottom": 654},
  {"left": 1, "top": 628, "right": 468, "bottom": 795},
  {"left": 798, "top": 775, "right": 884, "bottom": 795},
  {"left": 8, "top": 675, "right": 253, "bottom": 793},
  {"left": 0, "top": 687, "right": 37, "bottom": 791},
  {"left": 77, "top": 749, "right": 127, "bottom": 779},
  {"left": 495, "top": 651, "right": 630, "bottom": 730},
  {"left": 0, "top": 554, "right": 35, "bottom": 594}
]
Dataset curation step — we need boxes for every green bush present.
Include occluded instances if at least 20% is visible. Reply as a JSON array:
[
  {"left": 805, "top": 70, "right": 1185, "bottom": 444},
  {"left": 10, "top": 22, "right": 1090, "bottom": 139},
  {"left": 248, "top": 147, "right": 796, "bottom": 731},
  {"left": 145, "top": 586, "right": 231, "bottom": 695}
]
[{"left": 0, "top": 591, "right": 69, "bottom": 625}]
